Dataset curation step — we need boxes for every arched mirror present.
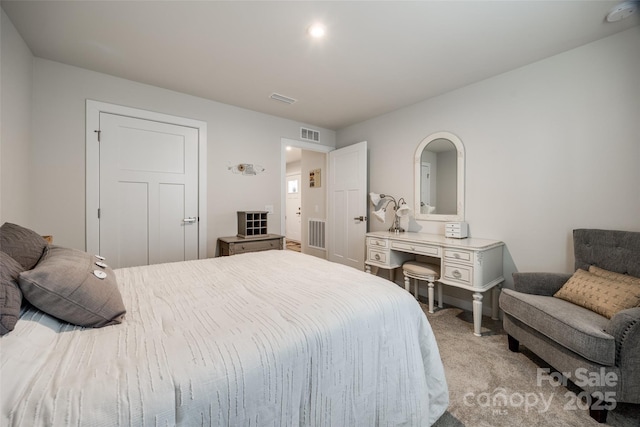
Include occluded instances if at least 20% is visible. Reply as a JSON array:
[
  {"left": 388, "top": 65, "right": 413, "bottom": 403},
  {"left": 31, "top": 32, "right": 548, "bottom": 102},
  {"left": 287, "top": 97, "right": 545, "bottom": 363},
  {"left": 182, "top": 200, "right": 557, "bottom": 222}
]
[{"left": 414, "top": 131, "right": 465, "bottom": 222}]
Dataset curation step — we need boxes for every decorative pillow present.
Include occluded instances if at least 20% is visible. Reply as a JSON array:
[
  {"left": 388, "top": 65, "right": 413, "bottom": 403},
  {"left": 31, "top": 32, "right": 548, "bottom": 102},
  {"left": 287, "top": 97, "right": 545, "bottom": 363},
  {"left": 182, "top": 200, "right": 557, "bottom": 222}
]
[
  {"left": 554, "top": 269, "right": 640, "bottom": 319},
  {"left": 589, "top": 265, "right": 640, "bottom": 287},
  {"left": 18, "top": 246, "right": 126, "bottom": 328},
  {"left": 0, "top": 222, "right": 48, "bottom": 270},
  {"left": 0, "top": 251, "right": 25, "bottom": 335}
]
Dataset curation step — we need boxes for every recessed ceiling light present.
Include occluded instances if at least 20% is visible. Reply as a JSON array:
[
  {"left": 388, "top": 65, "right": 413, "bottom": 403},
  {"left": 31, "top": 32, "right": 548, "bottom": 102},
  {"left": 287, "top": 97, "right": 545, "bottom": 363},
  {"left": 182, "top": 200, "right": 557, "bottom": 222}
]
[{"left": 308, "top": 23, "right": 326, "bottom": 38}]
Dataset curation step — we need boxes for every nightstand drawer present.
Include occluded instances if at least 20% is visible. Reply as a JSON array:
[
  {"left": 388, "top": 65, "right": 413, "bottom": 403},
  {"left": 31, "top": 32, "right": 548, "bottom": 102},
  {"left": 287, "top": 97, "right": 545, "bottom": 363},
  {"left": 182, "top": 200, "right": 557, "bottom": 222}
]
[
  {"left": 444, "top": 249, "right": 472, "bottom": 263},
  {"left": 233, "top": 239, "right": 280, "bottom": 254},
  {"left": 218, "top": 235, "right": 283, "bottom": 256},
  {"left": 391, "top": 241, "right": 440, "bottom": 257},
  {"left": 443, "top": 263, "right": 472, "bottom": 284}
]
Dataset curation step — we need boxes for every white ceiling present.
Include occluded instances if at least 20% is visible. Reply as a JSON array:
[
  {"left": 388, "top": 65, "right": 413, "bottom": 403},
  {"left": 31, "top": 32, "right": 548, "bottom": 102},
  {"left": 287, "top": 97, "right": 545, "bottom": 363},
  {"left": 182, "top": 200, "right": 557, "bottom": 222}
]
[{"left": 2, "top": 1, "right": 638, "bottom": 130}]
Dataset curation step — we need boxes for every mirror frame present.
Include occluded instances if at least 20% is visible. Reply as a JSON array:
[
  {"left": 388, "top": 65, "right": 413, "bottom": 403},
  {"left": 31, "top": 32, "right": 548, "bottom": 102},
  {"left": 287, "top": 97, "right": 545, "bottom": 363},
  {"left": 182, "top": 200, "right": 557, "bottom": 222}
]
[{"left": 413, "top": 131, "right": 465, "bottom": 222}]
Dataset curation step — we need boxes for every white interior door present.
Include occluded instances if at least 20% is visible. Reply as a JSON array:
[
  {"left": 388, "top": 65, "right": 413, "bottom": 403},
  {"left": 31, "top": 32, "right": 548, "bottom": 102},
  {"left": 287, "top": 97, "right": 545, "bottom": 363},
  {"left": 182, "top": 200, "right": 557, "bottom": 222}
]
[
  {"left": 328, "top": 141, "right": 367, "bottom": 270},
  {"left": 285, "top": 174, "right": 302, "bottom": 242},
  {"left": 99, "top": 112, "right": 199, "bottom": 268}
]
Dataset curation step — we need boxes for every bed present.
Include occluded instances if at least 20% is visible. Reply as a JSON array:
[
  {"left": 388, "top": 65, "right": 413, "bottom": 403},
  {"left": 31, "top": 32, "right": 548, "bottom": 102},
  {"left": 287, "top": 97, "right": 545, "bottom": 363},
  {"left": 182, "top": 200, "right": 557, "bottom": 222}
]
[{"left": 1, "top": 230, "right": 448, "bottom": 426}]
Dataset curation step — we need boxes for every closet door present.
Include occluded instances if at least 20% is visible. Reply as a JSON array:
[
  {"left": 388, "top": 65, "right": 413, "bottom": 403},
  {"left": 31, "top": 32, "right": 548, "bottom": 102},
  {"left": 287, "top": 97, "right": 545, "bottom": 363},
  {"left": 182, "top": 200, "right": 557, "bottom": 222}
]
[{"left": 98, "top": 112, "right": 199, "bottom": 268}]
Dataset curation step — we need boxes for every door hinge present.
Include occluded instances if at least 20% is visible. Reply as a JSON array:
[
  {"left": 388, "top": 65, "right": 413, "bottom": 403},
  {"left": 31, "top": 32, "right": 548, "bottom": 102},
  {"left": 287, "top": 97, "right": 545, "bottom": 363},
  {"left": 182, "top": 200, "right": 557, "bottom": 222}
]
[
  {"left": 97, "top": 208, "right": 101, "bottom": 219},
  {"left": 94, "top": 130, "right": 101, "bottom": 142}
]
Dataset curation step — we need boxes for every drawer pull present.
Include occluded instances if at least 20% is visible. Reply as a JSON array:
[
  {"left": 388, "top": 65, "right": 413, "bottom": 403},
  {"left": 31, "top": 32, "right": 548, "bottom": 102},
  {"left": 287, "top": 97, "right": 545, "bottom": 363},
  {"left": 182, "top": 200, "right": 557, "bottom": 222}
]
[
  {"left": 374, "top": 253, "right": 381, "bottom": 261},
  {"left": 452, "top": 269, "right": 462, "bottom": 279},
  {"left": 454, "top": 253, "right": 460, "bottom": 259}
]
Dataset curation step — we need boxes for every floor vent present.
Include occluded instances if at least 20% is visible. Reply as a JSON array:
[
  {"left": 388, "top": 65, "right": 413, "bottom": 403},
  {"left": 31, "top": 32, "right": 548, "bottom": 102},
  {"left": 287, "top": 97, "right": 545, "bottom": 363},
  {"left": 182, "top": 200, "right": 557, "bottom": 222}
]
[
  {"left": 300, "top": 127, "right": 320, "bottom": 142},
  {"left": 308, "top": 218, "right": 326, "bottom": 250}
]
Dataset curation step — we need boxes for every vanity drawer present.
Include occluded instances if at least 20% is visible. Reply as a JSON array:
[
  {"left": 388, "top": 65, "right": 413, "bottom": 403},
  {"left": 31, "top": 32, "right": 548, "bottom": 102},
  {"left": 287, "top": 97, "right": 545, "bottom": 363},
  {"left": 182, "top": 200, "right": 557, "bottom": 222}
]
[
  {"left": 391, "top": 241, "right": 440, "bottom": 257},
  {"left": 368, "top": 249, "right": 389, "bottom": 265},
  {"left": 367, "top": 237, "right": 389, "bottom": 249},
  {"left": 444, "top": 249, "right": 472, "bottom": 263},
  {"left": 443, "top": 262, "right": 473, "bottom": 284}
]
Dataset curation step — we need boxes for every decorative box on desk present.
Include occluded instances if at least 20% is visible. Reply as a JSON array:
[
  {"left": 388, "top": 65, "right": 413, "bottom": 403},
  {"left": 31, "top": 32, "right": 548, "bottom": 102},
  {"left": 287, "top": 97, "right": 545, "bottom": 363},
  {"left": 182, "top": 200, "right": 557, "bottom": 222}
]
[
  {"left": 445, "top": 222, "right": 468, "bottom": 239},
  {"left": 218, "top": 234, "right": 284, "bottom": 256},
  {"left": 237, "top": 211, "right": 268, "bottom": 238}
]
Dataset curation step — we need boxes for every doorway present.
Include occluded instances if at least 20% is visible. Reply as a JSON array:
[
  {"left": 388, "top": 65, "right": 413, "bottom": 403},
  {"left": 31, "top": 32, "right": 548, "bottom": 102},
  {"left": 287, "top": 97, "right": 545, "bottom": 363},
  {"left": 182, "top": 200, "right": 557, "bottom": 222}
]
[
  {"left": 285, "top": 171, "right": 302, "bottom": 244},
  {"left": 281, "top": 139, "right": 331, "bottom": 257},
  {"left": 280, "top": 138, "right": 368, "bottom": 270}
]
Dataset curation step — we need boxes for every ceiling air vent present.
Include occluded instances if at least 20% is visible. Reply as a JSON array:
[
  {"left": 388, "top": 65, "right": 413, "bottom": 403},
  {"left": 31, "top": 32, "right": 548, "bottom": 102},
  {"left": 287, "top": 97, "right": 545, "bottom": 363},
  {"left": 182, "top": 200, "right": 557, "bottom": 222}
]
[
  {"left": 300, "top": 127, "right": 320, "bottom": 142},
  {"left": 269, "top": 93, "right": 297, "bottom": 104}
]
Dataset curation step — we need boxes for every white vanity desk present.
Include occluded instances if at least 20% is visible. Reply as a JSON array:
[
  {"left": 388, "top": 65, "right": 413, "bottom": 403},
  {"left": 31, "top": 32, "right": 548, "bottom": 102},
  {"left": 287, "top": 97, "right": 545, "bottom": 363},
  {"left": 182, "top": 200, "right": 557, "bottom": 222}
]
[{"left": 365, "top": 231, "right": 504, "bottom": 336}]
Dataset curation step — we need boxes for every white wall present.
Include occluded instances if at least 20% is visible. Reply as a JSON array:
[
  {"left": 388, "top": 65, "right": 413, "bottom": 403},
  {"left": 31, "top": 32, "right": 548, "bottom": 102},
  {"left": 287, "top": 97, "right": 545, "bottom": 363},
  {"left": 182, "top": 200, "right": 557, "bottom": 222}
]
[
  {"left": 0, "top": 9, "right": 32, "bottom": 225},
  {"left": 27, "top": 58, "right": 335, "bottom": 254},
  {"left": 338, "top": 27, "right": 640, "bottom": 290},
  {"left": 286, "top": 160, "right": 301, "bottom": 175}
]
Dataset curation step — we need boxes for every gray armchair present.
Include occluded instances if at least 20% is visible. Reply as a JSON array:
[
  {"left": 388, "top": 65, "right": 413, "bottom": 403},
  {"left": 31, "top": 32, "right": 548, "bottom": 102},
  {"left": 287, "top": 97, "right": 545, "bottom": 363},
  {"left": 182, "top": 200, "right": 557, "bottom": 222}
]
[{"left": 499, "top": 229, "right": 640, "bottom": 423}]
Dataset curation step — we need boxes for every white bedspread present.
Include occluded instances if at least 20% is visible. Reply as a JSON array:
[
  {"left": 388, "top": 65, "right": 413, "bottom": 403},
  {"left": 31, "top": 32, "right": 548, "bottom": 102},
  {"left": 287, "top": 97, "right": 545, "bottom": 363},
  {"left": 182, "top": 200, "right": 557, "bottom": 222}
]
[{"left": 1, "top": 250, "right": 448, "bottom": 426}]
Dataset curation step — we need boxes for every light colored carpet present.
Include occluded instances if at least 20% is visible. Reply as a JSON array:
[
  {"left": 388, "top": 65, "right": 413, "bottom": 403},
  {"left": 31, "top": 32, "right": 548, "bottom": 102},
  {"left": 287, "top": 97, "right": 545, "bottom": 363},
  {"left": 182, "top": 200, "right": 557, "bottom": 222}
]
[{"left": 423, "top": 305, "right": 639, "bottom": 427}]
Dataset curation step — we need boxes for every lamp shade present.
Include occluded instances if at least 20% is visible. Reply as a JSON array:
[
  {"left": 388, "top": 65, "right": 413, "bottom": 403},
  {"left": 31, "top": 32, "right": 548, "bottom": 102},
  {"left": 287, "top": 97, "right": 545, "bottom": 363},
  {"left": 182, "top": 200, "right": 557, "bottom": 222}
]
[
  {"left": 396, "top": 202, "right": 411, "bottom": 217},
  {"left": 369, "top": 192, "right": 382, "bottom": 206},
  {"left": 373, "top": 208, "right": 387, "bottom": 222}
]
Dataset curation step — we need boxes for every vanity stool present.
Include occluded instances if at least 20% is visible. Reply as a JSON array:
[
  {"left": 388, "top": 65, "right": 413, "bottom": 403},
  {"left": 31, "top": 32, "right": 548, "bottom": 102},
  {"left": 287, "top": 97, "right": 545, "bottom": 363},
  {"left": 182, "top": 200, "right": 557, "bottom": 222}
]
[{"left": 402, "top": 261, "right": 442, "bottom": 313}]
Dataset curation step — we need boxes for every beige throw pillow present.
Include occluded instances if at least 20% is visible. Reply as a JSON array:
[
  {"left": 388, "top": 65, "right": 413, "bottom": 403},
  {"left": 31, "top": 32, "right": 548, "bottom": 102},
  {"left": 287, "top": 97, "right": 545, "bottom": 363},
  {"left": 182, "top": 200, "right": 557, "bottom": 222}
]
[
  {"left": 554, "top": 268, "right": 640, "bottom": 319},
  {"left": 589, "top": 265, "right": 640, "bottom": 287}
]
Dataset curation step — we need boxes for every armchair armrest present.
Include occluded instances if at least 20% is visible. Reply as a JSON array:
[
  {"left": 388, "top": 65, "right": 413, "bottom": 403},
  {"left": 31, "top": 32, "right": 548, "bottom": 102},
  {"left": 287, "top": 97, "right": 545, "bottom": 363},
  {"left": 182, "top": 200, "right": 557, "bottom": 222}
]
[
  {"left": 605, "top": 307, "right": 640, "bottom": 370},
  {"left": 512, "top": 272, "right": 572, "bottom": 296}
]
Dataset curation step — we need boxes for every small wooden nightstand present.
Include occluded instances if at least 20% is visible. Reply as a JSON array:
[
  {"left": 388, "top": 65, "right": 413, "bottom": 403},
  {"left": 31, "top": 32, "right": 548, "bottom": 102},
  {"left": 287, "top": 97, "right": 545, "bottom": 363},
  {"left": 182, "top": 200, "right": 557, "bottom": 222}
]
[{"left": 218, "top": 234, "right": 284, "bottom": 256}]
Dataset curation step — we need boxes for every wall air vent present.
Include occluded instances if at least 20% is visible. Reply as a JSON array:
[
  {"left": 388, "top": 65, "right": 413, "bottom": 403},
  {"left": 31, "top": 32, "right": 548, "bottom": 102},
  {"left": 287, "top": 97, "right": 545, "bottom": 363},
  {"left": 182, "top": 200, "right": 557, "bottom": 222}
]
[
  {"left": 300, "top": 127, "right": 320, "bottom": 142},
  {"left": 269, "top": 93, "right": 297, "bottom": 104},
  {"left": 308, "top": 219, "right": 326, "bottom": 250}
]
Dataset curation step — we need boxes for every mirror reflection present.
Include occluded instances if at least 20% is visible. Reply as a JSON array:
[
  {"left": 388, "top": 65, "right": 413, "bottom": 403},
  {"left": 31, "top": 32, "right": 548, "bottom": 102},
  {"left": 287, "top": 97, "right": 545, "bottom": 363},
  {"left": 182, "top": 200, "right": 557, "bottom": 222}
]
[
  {"left": 419, "top": 139, "right": 457, "bottom": 215},
  {"left": 414, "top": 132, "right": 465, "bottom": 222}
]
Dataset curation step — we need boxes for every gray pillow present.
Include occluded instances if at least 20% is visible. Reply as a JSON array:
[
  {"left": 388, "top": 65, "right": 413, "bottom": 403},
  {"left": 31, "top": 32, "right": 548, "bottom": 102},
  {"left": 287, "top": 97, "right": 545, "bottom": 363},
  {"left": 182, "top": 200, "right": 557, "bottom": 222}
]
[
  {"left": 0, "top": 251, "right": 25, "bottom": 335},
  {"left": 0, "top": 222, "right": 48, "bottom": 270},
  {"left": 19, "top": 246, "right": 126, "bottom": 328}
]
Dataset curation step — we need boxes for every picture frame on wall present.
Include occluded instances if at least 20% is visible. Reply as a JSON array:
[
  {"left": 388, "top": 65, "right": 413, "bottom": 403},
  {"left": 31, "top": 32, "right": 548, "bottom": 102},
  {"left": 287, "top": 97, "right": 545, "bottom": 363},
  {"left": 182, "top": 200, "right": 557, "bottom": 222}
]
[{"left": 309, "top": 169, "right": 321, "bottom": 188}]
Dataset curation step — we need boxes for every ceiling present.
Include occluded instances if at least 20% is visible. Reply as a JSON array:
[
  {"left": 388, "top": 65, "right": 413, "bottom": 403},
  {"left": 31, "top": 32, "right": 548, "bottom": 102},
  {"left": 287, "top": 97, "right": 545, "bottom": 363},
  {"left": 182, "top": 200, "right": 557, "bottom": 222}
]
[{"left": 2, "top": 1, "right": 638, "bottom": 130}]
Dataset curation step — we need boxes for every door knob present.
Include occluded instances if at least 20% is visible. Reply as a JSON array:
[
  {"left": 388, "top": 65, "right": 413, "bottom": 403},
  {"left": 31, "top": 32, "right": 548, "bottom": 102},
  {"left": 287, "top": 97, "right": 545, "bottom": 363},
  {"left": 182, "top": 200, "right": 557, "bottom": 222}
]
[
  {"left": 183, "top": 217, "right": 197, "bottom": 224},
  {"left": 353, "top": 216, "right": 367, "bottom": 221}
]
